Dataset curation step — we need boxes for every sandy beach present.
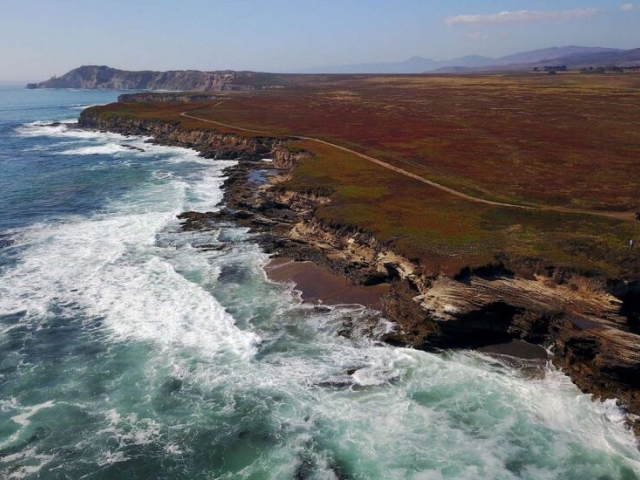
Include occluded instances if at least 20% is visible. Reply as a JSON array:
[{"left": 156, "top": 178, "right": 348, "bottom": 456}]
[{"left": 264, "top": 257, "right": 389, "bottom": 310}]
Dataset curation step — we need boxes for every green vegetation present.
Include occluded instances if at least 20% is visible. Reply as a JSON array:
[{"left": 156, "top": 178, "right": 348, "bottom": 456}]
[{"left": 284, "top": 139, "right": 640, "bottom": 277}]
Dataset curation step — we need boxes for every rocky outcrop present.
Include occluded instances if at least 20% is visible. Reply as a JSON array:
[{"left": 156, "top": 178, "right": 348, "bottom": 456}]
[
  {"left": 79, "top": 108, "right": 285, "bottom": 160},
  {"left": 27, "top": 65, "right": 287, "bottom": 91},
  {"left": 80, "top": 106, "right": 640, "bottom": 436},
  {"left": 399, "top": 272, "right": 640, "bottom": 425}
]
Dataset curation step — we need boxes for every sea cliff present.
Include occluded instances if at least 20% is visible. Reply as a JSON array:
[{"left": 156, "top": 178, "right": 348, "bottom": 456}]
[
  {"left": 79, "top": 106, "right": 640, "bottom": 436},
  {"left": 28, "top": 65, "right": 288, "bottom": 91}
]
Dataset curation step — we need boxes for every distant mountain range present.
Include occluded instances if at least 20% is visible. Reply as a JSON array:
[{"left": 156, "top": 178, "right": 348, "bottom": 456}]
[{"left": 307, "top": 46, "right": 640, "bottom": 74}]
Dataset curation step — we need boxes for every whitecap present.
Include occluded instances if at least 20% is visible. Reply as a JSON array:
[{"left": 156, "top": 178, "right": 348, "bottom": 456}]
[
  {"left": 151, "top": 170, "right": 174, "bottom": 180},
  {"left": 56, "top": 144, "right": 129, "bottom": 156},
  {"left": 69, "top": 104, "right": 100, "bottom": 110},
  {"left": 15, "top": 121, "right": 68, "bottom": 138}
]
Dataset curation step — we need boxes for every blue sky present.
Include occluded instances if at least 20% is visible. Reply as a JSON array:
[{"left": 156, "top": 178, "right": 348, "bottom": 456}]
[{"left": 1, "top": 0, "right": 638, "bottom": 81}]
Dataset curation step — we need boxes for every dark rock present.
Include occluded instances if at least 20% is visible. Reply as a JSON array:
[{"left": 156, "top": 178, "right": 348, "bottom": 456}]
[
  {"left": 562, "top": 335, "right": 601, "bottom": 362},
  {"left": 316, "top": 379, "right": 355, "bottom": 389},
  {"left": 161, "top": 377, "right": 183, "bottom": 395},
  {"left": 362, "top": 270, "right": 393, "bottom": 286},
  {"left": 122, "top": 144, "right": 145, "bottom": 152},
  {"left": 233, "top": 210, "right": 253, "bottom": 220},
  {"left": 432, "top": 302, "right": 521, "bottom": 349},
  {"left": 177, "top": 211, "right": 218, "bottom": 231},
  {"left": 196, "top": 244, "right": 226, "bottom": 252},
  {"left": 381, "top": 280, "right": 437, "bottom": 348}
]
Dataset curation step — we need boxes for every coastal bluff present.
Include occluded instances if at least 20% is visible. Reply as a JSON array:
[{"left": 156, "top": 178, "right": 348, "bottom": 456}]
[
  {"left": 26, "top": 65, "right": 289, "bottom": 91},
  {"left": 79, "top": 99, "right": 640, "bottom": 437}
]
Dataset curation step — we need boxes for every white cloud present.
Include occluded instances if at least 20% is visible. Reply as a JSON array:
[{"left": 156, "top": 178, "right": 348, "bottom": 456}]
[
  {"left": 445, "top": 9, "right": 599, "bottom": 27},
  {"left": 620, "top": 3, "right": 634, "bottom": 11}
]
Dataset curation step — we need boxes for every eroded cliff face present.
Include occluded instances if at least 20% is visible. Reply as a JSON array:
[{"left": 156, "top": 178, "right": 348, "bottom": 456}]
[
  {"left": 268, "top": 213, "right": 640, "bottom": 433},
  {"left": 407, "top": 272, "right": 640, "bottom": 425},
  {"left": 79, "top": 109, "right": 287, "bottom": 160},
  {"left": 79, "top": 108, "right": 640, "bottom": 435}
]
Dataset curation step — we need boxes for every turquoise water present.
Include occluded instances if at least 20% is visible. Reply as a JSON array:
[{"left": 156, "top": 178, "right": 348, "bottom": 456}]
[{"left": 0, "top": 86, "right": 639, "bottom": 479}]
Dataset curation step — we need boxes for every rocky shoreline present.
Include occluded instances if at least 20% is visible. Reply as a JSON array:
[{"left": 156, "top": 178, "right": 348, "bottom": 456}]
[{"left": 78, "top": 108, "right": 640, "bottom": 437}]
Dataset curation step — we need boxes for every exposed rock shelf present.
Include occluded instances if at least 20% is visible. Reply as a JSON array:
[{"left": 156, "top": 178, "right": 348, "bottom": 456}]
[{"left": 79, "top": 107, "right": 640, "bottom": 437}]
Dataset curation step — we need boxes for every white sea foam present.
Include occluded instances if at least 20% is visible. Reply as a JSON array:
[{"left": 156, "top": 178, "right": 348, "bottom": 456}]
[
  {"left": 57, "top": 144, "right": 129, "bottom": 156},
  {"left": 185, "top": 163, "right": 235, "bottom": 212},
  {"left": 22, "top": 144, "right": 56, "bottom": 152},
  {"left": 69, "top": 104, "right": 100, "bottom": 110},
  {"left": 151, "top": 170, "right": 174, "bottom": 180},
  {"left": 15, "top": 121, "right": 68, "bottom": 138},
  {"left": 186, "top": 294, "right": 640, "bottom": 477},
  {"left": 0, "top": 447, "right": 55, "bottom": 479},
  {"left": 297, "top": 347, "right": 639, "bottom": 476},
  {"left": 16, "top": 120, "right": 227, "bottom": 171},
  {"left": 97, "top": 408, "right": 162, "bottom": 449},
  {"left": 164, "top": 443, "right": 184, "bottom": 455},
  {"left": 16, "top": 121, "right": 125, "bottom": 143},
  {"left": 10, "top": 400, "right": 55, "bottom": 427},
  {"left": 0, "top": 399, "right": 57, "bottom": 467},
  {"left": 85, "top": 255, "right": 258, "bottom": 359},
  {"left": 97, "top": 451, "right": 130, "bottom": 467},
  {"left": 0, "top": 153, "right": 258, "bottom": 361}
]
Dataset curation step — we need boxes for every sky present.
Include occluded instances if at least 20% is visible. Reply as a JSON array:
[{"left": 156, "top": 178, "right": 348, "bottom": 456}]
[{"left": 1, "top": 0, "right": 638, "bottom": 81}]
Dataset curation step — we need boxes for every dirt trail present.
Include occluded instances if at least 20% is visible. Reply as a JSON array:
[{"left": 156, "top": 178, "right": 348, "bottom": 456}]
[{"left": 180, "top": 111, "right": 633, "bottom": 221}]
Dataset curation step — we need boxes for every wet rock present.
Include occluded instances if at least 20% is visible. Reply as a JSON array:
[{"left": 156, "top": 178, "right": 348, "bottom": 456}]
[
  {"left": 196, "top": 243, "right": 227, "bottom": 252},
  {"left": 122, "top": 144, "right": 145, "bottom": 152},
  {"left": 177, "top": 211, "right": 218, "bottom": 231},
  {"left": 219, "top": 264, "right": 250, "bottom": 283},
  {"left": 233, "top": 210, "right": 253, "bottom": 220},
  {"left": 315, "top": 379, "right": 355, "bottom": 389},
  {"left": 361, "top": 270, "right": 391, "bottom": 286},
  {"left": 313, "top": 305, "right": 332, "bottom": 313},
  {"left": 161, "top": 377, "right": 183, "bottom": 395}
]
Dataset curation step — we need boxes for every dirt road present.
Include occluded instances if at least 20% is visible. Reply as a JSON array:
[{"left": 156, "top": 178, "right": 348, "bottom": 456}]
[{"left": 180, "top": 111, "right": 633, "bottom": 221}]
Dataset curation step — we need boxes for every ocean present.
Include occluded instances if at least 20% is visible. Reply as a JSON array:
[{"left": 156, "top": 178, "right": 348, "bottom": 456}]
[{"left": 0, "top": 86, "right": 639, "bottom": 479}]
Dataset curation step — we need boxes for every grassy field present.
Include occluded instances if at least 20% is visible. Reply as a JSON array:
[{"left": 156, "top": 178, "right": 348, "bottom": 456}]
[{"left": 89, "top": 73, "right": 640, "bottom": 278}]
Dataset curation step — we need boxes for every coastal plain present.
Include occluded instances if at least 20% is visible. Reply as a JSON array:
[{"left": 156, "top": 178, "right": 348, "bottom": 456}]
[
  {"left": 95, "top": 73, "right": 640, "bottom": 276},
  {"left": 82, "top": 72, "right": 640, "bottom": 431}
]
